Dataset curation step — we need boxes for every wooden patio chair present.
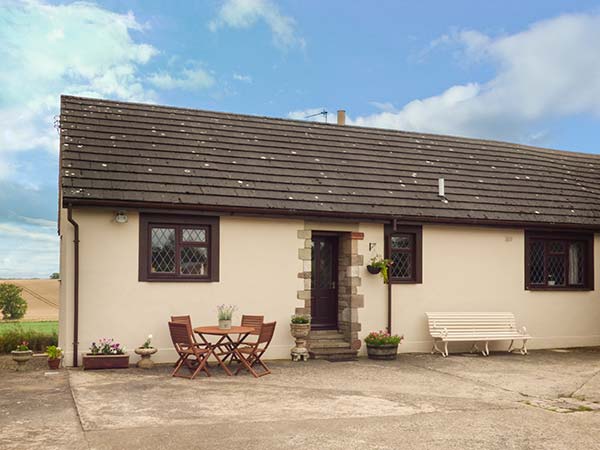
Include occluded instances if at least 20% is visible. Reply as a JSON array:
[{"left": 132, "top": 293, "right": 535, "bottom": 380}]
[
  {"left": 168, "top": 321, "right": 212, "bottom": 379},
  {"left": 241, "top": 315, "right": 264, "bottom": 342},
  {"left": 234, "top": 321, "right": 276, "bottom": 378},
  {"left": 171, "top": 315, "right": 200, "bottom": 344},
  {"left": 223, "top": 314, "right": 265, "bottom": 364}
]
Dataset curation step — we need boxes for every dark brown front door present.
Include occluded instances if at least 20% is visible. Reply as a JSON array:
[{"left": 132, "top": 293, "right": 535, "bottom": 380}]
[{"left": 311, "top": 235, "right": 338, "bottom": 329}]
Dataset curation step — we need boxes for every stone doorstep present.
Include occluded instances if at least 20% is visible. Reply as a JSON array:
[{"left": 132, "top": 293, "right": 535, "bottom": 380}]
[
  {"left": 309, "top": 341, "right": 352, "bottom": 350},
  {"left": 309, "top": 347, "right": 359, "bottom": 361},
  {"left": 309, "top": 331, "right": 346, "bottom": 340}
]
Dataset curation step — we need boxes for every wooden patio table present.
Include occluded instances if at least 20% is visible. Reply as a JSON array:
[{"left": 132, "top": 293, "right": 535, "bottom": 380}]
[{"left": 193, "top": 326, "right": 254, "bottom": 376}]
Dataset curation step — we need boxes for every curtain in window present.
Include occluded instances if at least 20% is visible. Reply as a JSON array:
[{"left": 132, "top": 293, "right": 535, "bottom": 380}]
[{"left": 568, "top": 243, "right": 582, "bottom": 285}]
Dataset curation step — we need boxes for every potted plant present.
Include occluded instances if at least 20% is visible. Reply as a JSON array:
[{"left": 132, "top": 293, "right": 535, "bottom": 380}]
[
  {"left": 46, "top": 345, "right": 63, "bottom": 370},
  {"left": 290, "top": 314, "right": 311, "bottom": 361},
  {"left": 82, "top": 338, "right": 129, "bottom": 370},
  {"left": 217, "top": 304, "right": 237, "bottom": 329},
  {"left": 365, "top": 330, "right": 404, "bottom": 360},
  {"left": 11, "top": 341, "right": 33, "bottom": 371},
  {"left": 134, "top": 334, "right": 157, "bottom": 369},
  {"left": 367, "top": 256, "right": 393, "bottom": 283}
]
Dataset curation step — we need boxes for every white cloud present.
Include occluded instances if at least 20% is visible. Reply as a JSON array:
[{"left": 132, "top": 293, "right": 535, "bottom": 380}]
[
  {"left": 148, "top": 67, "right": 215, "bottom": 90},
  {"left": 0, "top": 223, "right": 56, "bottom": 243},
  {"left": 351, "top": 13, "right": 600, "bottom": 143},
  {"left": 209, "top": 0, "right": 304, "bottom": 49},
  {"left": 233, "top": 73, "right": 253, "bottom": 83},
  {"left": 368, "top": 101, "right": 398, "bottom": 113},
  {"left": 0, "top": 0, "right": 160, "bottom": 156},
  {"left": 0, "top": 221, "right": 58, "bottom": 278}
]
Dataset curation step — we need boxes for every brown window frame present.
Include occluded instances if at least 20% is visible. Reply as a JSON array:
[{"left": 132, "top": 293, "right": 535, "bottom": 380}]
[
  {"left": 139, "top": 214, "right": 219, "bottom": 282},
  {"left": 384, "top": 225, "right": 423, "bottom": 284},
  {"left": 525, "top": 230, "right": 594, "bottom": 291}
]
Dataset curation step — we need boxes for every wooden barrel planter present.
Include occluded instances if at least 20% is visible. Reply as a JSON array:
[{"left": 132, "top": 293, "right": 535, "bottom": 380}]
[{"left": 366, "top": 344, "right": 398, "bottom": 360}]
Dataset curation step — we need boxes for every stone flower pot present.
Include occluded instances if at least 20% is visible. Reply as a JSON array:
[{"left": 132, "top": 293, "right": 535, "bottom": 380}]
[
  {"left": 134, "top": 347, "right": 158, "bottom": 369},
  {"left": 11, "top": 350, "right": 33, "bottom": 371},
  {"left": 366, "top": 344, "right": 398, "bottom": 360},
  {"left": 47, "top": 358, "right": 61, "bottom": 370},
  {"left": 290, "top": 323, "right": 310, "bottom": 362},
  {"left": 218, "top": 319, "right": 232, "bottom": 330}
]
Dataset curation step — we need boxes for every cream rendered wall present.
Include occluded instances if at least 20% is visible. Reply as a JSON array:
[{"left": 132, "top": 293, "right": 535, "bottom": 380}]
[
  {"left": 59, "top": 210, "right": 600, "bottom": 365},
  {"left": 391, "top": 225, "right": 600, "bottom": 353},
  {"left": 59, "top": 208, "right": 303, "bottom": 366}
]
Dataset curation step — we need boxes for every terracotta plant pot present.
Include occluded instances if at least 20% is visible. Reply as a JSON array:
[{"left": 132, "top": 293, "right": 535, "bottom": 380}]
[
  {"left": 48, "top": 358, "right": 61, "bottom": 370},
  {"left": 366, "top": 265, "right": 381, "bottom": 275},
  {"left": 11, "top": 350, "right": 33, "bottom": 371},
  {"left": 366, "top": 344, "right": 398, "bottom": 360},
  {"left": 134, "top": 347, "right": 158, "bottom": 369},
  {"left": 82, "top": 354, "right": 130, "bottom": 370},
  {"left": 218, "top": 319, "right": 232, "bottom": 330}
]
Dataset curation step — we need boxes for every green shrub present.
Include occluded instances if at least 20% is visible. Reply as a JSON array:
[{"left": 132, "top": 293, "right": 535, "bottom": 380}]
[
  {"left": 0, "top": 284, "right": 27, "bottom": 320},
  {"left": 0, "top": 325, "right": 58, "bottom": 353},
  {"left": 291, "top": 314, "right": 310, "bottom": 324}
]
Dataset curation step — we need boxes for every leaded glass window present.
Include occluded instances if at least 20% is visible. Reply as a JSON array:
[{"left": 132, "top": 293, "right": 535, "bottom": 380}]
[
  {"left": 526, "top": 233, "right": 591, "bottom": 289},
  {"left": 389, "top": 233, "right": 416, "bottom": 281},
  {"left": 146, "top": 223, "right": 212, "bottom": 279}
]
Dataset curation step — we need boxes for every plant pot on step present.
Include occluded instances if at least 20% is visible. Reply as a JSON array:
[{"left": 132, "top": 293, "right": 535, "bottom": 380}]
[
  {"left": 366, "top": 265, "right": 381, "bottom": 275},
  {"left": 82, "top": 353, "right": 130, "bottom": 370},
  {"left": 47, "top": 358, "right": 61, "bottom": 370},
  {"left": 11, "top": 350, "right": 33, "bottom": 371},
  {"left": 218, "top": 319, "right": 232, "bottom": 330},
  {"left": 290, "top": 323, "right": 311, "bottom": 362},
  {"left": 134, "top": 347, "right": 158, "bottom": 369},
  {"left": 366, "top": 344, "right": 398, "bottom": 360}
]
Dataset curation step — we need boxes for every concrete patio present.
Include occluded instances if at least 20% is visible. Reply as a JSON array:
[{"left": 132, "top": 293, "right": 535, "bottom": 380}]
[{"left": 1, "top": 349, "right": 600, "bottom": 450}]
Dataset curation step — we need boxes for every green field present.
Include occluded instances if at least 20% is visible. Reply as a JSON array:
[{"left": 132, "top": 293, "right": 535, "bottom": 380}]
[{"left": 0, "top": 320, "right": 58, "bottom": 335}]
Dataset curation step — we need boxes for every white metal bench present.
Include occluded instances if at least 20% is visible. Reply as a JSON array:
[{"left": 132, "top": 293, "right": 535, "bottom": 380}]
[{"left": 426, "top": 312, "right": 529, "bottom": 357}]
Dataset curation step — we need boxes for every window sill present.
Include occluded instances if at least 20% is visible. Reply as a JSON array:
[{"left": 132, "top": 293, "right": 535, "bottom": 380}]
[
  {"left": 139, "top": 277, "right": 218, "bottom": 283},
  {"left": 389, "top": 279, "right": 422, "bottom": 285},
  {"left": 525, "top": 286, "right": 593, "bottom": 292}
]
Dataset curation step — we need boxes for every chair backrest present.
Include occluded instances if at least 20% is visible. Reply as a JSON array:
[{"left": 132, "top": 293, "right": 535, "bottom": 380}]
[
  {"left": 171, "top": 315, "right": 193, "bottom": 328},
  {"left": 171, "top": 315, "right": 197, "bottom": 342},
  {"left": 257, "top": 321, "right": 276, "bottom": 346},
  {"left": 241, "top": 315, "right": 264, "bottom": 335},
  {"left": 168, "top": 321, "right": 194, "bottom": 350}
]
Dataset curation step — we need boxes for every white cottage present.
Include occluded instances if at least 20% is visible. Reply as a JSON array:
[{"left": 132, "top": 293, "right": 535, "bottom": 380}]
[{"left": 58, "top": 95, "right": 600, "bottom": 366}]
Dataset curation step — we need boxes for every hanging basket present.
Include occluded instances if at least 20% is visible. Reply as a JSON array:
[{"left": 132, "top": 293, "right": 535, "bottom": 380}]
[{"left": 366, "top": 265, "right": 381, "bottom": 275}]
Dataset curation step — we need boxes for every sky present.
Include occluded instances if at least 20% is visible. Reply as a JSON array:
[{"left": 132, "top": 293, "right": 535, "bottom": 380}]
[{"left": 1, "top": 0, "right": 600, "bottom": 278}]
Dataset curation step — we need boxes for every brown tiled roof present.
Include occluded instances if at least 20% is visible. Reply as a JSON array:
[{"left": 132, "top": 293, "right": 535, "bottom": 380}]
[{"left": 60, "top": 95, "right": 600, "bottom": 227}]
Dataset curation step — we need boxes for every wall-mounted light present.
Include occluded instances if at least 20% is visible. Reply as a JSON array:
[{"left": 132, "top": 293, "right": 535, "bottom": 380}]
[
  {"left": 369, "top": 242, "right": 377, "bottom": 251},
  {"left": 115, "top": 211, "right": 128, "bottom": 224}
]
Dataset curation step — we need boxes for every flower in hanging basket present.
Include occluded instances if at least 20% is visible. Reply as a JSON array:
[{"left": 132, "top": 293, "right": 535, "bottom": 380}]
[{"left": 367, "top": 256, "right": 393, "bottom": 283}]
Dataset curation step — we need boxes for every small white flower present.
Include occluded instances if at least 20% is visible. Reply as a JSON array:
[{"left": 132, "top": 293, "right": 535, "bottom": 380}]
[{"left": 148, "top": 334, "right": 153, "bottom": 339}]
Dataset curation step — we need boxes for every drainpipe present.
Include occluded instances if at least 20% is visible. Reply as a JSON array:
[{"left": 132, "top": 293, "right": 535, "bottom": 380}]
[
  {"left": 387, "top": 218, "right": 398, "bottom": 334},
  {"left": 67, "top": 205, "right": 80, "bottom": 367}
]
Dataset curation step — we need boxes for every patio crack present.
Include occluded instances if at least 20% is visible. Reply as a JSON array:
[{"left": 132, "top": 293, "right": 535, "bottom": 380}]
[
  {"left": 398, "top": 360, "right": 533, "bottom": 399},
  {"left": 568, "top": 368, "right": 600, "bottom": 399},
  {"left": 67, "top": 370, "right": 93, "bottom": 449}
]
